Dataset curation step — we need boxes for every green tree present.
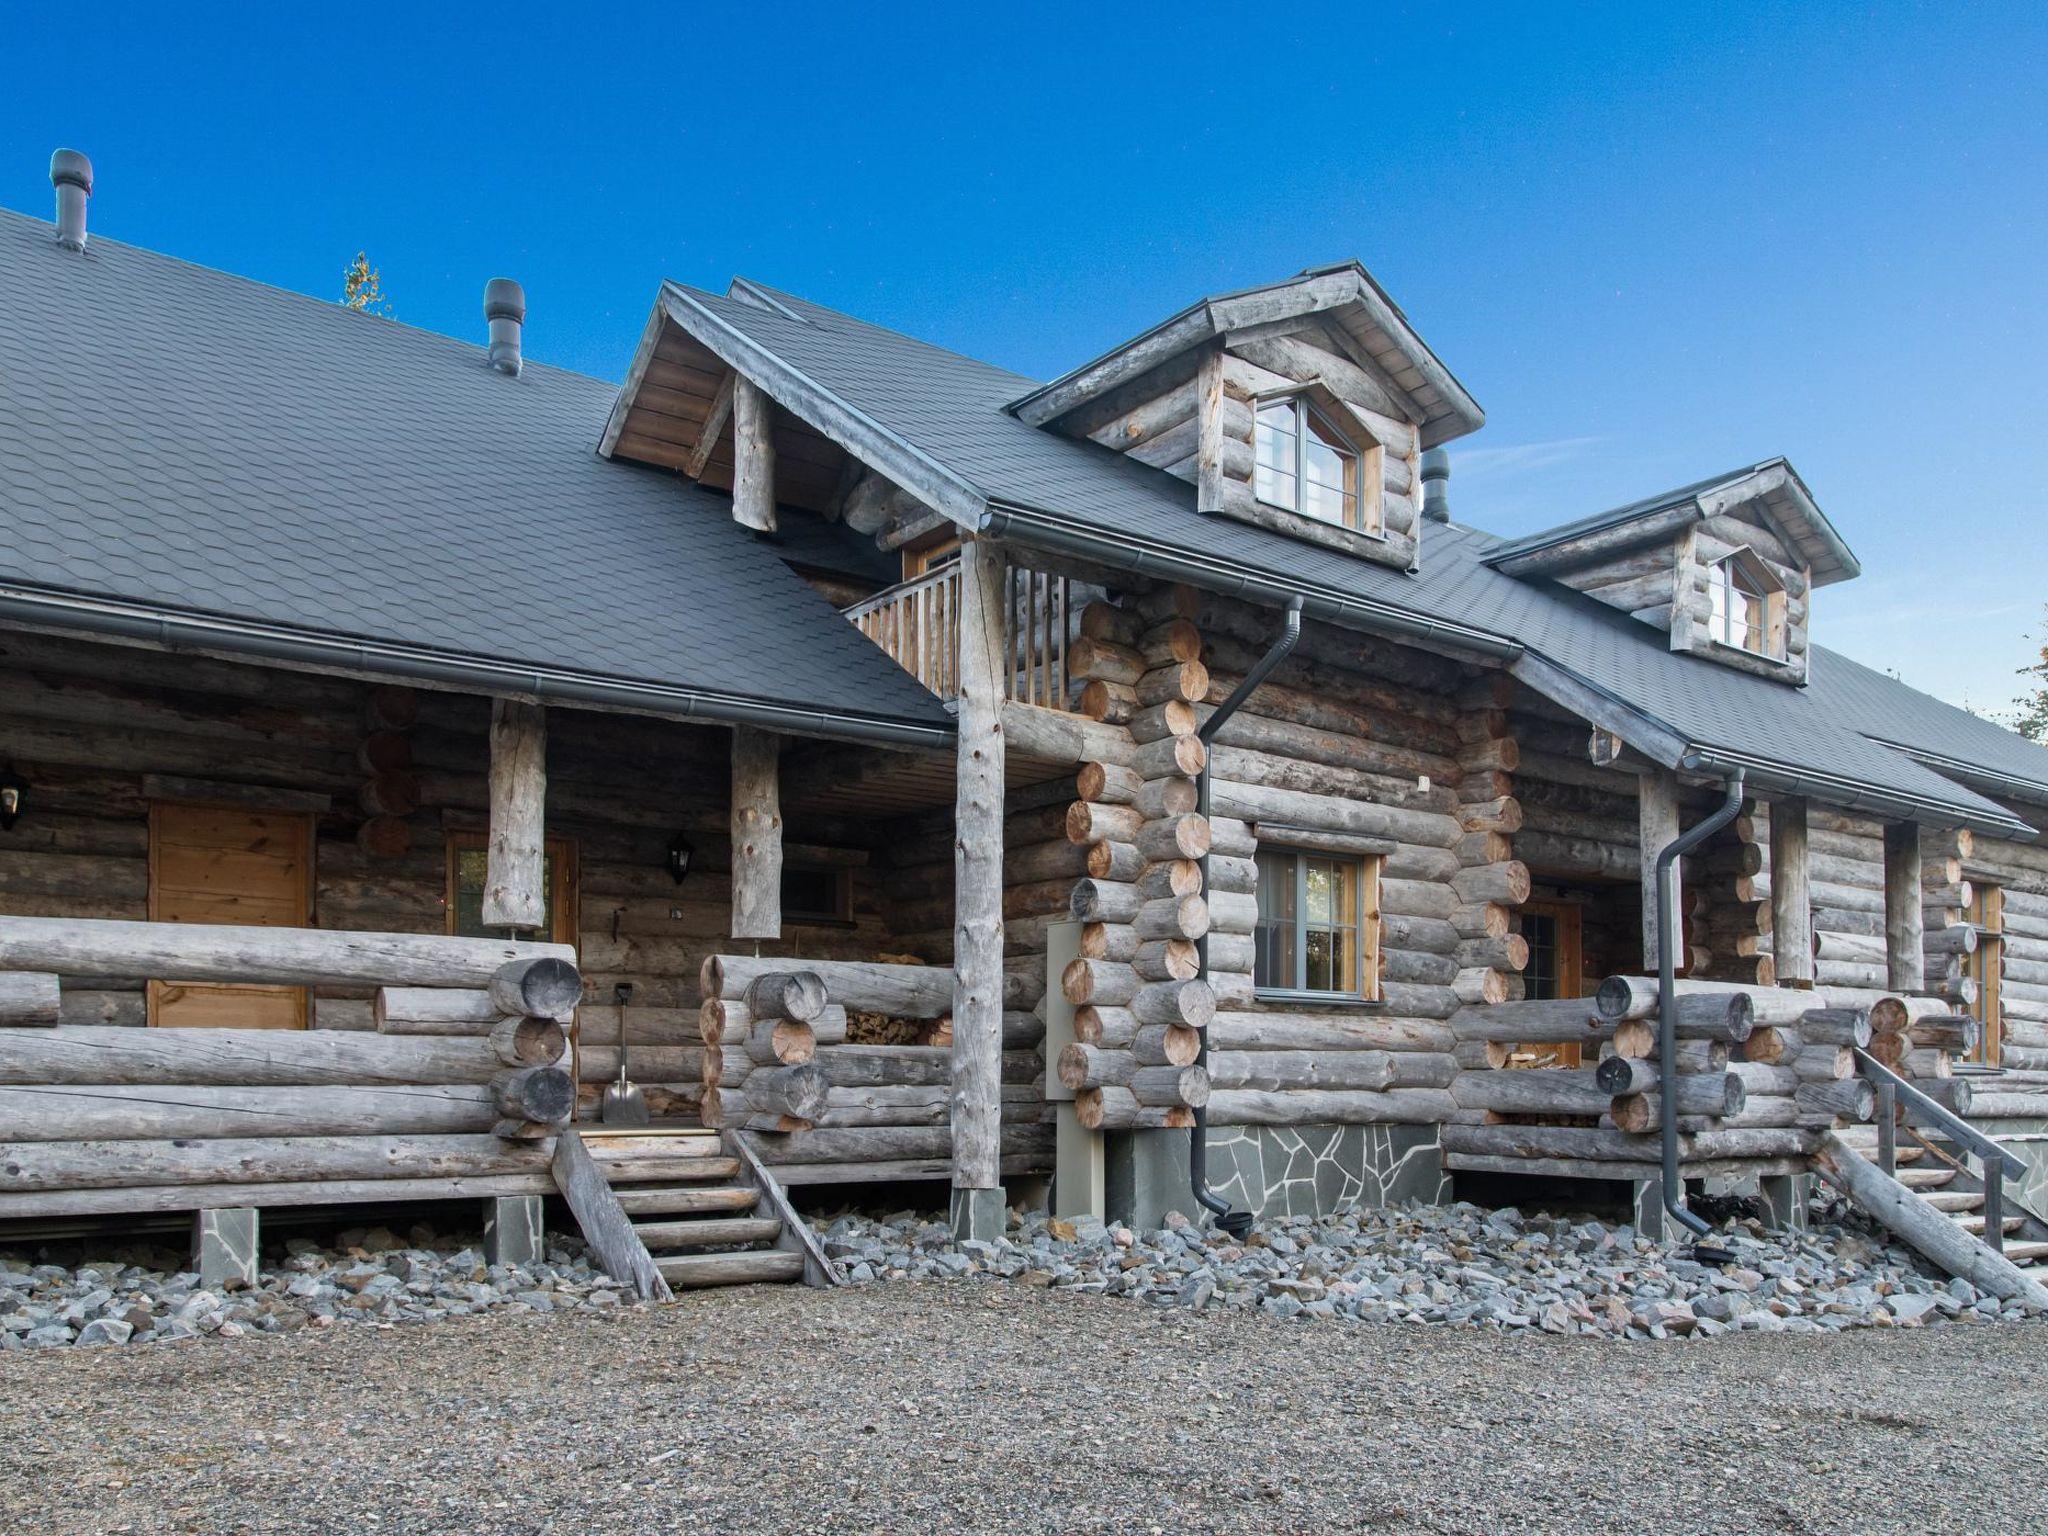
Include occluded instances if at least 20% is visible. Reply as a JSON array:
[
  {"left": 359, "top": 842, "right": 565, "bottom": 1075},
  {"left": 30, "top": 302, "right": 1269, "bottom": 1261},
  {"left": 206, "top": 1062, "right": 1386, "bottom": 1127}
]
[
  {"left": 341, "top": 252, "right": 390, "bottom": 316},
  {"left": 2012, "top": 605, "right": 2048, "bottom": 743}
]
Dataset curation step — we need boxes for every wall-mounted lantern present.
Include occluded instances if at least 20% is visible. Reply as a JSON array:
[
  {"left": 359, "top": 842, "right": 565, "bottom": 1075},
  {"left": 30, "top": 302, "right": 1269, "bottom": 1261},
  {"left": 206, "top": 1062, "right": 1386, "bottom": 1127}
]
[
  {"left": 666, "top": 832, "right": 695, "bottom": 886},
  {"left": 0, "top": 769, "right": 22, "bottom": 832}
]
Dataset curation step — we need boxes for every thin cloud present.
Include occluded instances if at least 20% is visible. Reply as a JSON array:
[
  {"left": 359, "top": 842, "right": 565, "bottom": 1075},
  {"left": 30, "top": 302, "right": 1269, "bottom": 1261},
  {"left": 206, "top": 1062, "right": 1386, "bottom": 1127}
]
[{"left": 1451, "top": 436, "right": 1604, "bottom": 480}]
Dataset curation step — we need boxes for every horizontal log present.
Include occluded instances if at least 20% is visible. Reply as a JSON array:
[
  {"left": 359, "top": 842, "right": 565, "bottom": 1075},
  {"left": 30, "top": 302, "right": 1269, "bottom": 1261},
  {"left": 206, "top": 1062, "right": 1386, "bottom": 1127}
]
[
  {"left": 1205, "top": 1012, "right": 1454, "bottom": 1053},
  {"left": 1074, "top": 1086, "right": 1194, "bottom": 1131},
  {"left": 376, "top": 987, "right": 500, "bottom": 1033},
  {"left": 743, "top": 971, "right": 829, "bottom": 1024},
  {"left": 1205, "top": 1049, "right": 1454, "bottom": 1092},
  {"left": 1203, "top": 1087, "right": 1458, "bottom": 1127},
  {"left": 1441, "top": 1122, "right": 1814, "bottom": 1163},
  {"left": 1128, "top": 1063, "right": 1209, "bottom": 1108},
  {"left": 1607, "top": 1075, "right": 1745, "bottom": 1133},
  {"left": 0, "top": 972, "right": 62, "bottom": 1026},
  {"left": 0, "top": 1023, "right": 571, "bottom": 1087},
  {"left": 702, "top": 955, "right": 954, "bottom": 1018},
  {"left": 0, "top": 918, "right": 574, "bottom": 990},
  {"left": 0, "top": 1082, "right": 510, "bottom": 1140}
]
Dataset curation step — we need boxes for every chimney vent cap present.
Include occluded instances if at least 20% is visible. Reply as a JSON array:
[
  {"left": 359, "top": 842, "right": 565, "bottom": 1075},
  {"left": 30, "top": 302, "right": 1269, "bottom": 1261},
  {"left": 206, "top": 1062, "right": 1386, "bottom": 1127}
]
[
  {"left": 50, "top": 149, "right": 93, "bottom": 193},
  {"left": 484, "top": 278, "right": 526, "bottom": 323}
]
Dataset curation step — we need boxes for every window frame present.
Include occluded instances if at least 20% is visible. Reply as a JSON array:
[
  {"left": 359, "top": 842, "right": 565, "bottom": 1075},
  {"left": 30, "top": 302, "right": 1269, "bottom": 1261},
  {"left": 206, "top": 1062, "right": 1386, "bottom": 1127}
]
[
  {"left": 1705, "top": 548, "right": 1787, "bottom": 659},
  {"left": 1252, "top": 393, "right": 1383, "bottom": 538},
  {"left": 1969, "top": 882, "right": 2004, "bottom": 1067},
  {"left": 1253, "top": 845, "right": 1382, "bottom": 1004},
  {"left": 781, "top": 861, "right": 856, "bottom": 928},
  {"left": 444, "top": 830, "right": 581, "bottom": 949}
]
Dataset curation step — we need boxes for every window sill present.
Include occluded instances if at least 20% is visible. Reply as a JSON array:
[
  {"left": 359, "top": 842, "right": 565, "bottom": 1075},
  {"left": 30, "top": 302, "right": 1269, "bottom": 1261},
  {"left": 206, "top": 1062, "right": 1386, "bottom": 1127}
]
[
  {"left": 1203, "top": 494, "right": 1396, "bottom": 562},
  {"left": 1253, "top": 989, "right": 1387, "bottom": 1011},
  {"left": 1704, "top": 637, "right": 1798, "bottom": 671}
]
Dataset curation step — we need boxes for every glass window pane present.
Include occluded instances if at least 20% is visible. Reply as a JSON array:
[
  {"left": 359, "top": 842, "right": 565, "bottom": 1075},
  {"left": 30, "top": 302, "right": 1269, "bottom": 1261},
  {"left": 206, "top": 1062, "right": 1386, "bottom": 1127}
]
[
  {"left": 1254, "top": 463, "right": 1297, "bottom": 510},
  {"left": 1302, "top": 479, "right": 1352, "bottom": 526},
  {"left": 1304, "top": 860, "right": 1333, "bottom": 924},
  {"left": 1305, "top": 928, "right": 1333, "bottom": 992},
  {"left": 1524, "top": 912, "right": 1558, "bottom": 1001},
  {"left": 1328, "top": 926, "right": 1355, "bottom": 994},
  {"left": 1304, "top": 436, "right": 1345, "bottom": 488}
]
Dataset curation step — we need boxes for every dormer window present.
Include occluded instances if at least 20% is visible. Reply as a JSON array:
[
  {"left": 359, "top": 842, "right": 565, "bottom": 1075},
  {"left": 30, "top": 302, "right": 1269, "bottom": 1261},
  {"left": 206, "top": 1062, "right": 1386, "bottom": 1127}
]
[
  {"left": 1706, "top": 549, "right": 1786, "bottom": 659},
  {"left": 1254, "top": 397, "right": 1379, "bottom": 534}
]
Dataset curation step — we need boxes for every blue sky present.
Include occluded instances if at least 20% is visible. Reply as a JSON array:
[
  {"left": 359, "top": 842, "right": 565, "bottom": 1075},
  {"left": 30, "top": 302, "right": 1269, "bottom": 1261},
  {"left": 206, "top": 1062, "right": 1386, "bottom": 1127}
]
[{"left": 4, "top": 3, "right": 2043, "bottom": 712}]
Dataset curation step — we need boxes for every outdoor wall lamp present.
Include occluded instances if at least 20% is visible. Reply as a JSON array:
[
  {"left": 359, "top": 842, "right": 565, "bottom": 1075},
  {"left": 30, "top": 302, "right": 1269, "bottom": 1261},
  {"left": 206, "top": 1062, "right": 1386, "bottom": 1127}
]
[
  {"left": 0, "top": 769, "right": 22, "bottom": 832},
  {"left": 666, "top": 832, "right": 694, "bottom": 886}
]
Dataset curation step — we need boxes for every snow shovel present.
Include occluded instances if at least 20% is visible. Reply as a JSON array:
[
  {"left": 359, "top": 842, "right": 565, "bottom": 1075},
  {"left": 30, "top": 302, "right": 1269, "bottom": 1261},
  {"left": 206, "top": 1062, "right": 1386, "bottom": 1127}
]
[{"left": 601, "top": 982, "right": 649, "bottom": 1126}]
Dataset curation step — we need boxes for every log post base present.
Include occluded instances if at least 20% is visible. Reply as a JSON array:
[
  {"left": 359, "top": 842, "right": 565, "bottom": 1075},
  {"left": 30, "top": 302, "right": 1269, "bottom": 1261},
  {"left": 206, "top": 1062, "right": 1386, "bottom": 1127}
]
[
  {"left": 948, "top": 1185, "right": 1006, "bottom": 1245},
  {"left": 1104, "top": 1128, "right": 1196, "bottom": 1231},
  {"left": 193, "top": 1206, "right": 259, "bottom": 1290},
  {"left": 482, "top": 1194, "right": 544, "bottom": 1268},
  {"left": 1629, "top": 1178, "right": 1667, "bottom": 1244},
  {"left": 1760, "top": 1172, "right": 1811, "bottom": 1233}
]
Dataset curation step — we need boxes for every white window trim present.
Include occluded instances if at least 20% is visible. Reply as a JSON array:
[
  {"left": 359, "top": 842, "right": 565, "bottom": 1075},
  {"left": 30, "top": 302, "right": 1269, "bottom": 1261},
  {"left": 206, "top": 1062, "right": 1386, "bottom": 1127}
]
[{"left": 1252, "top": 394, "right": 1383, "bottom": 538}]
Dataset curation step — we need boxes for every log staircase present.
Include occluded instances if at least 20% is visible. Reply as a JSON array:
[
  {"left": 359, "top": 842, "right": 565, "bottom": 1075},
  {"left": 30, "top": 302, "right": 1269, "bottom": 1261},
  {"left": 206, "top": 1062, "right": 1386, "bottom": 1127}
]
[
  {"left": 560, "top": 1126, "right": 839, "bottom": 1292},
  {"left": 1837, "top": 1123, "right": 2048, "bottom": 1273}
]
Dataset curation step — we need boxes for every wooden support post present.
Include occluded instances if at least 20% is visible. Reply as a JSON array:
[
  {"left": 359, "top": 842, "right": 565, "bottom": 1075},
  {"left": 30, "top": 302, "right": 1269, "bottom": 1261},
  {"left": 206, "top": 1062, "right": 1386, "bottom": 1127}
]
[
  {"left": 732, "top": 375, "right": 777, "bottom": 533},
  {"left": 1771, "top": 796, "right": 1813, "bottom": 988},
  {"left": 730, "top": 727, "right": 783, "bottom": 941},
  {"left": 951, "top": 537, "right": 1007, "bottom": 1240},
  {"left": 1195, "top": 341, "right": 1225, "bottom": 515},
  {"left": 1638, "top": 768, "right": 1682, "bottom": 971},
  {"left": 483, "top": 699, "right": 546, "bottom": 930},
  {"left": 1884, "top": 822, "right": 1925, "bottom": 993}
]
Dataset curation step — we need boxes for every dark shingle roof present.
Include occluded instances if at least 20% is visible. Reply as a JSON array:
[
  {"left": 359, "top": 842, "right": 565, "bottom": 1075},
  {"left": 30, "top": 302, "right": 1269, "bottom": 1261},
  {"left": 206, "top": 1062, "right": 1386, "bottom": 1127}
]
[
  {"left": 669, "top": 278, "right": 2044, "bottom": 831},
  {"left": 0, "top": 208, "right": 948, "bottom": 739}
]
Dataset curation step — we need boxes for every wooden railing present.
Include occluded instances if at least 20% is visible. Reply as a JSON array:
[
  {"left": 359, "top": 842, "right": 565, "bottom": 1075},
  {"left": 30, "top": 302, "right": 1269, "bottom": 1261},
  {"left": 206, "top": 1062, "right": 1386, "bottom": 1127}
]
[{"left": 843, "top": 563, "right": 1071, "bottom": 710}]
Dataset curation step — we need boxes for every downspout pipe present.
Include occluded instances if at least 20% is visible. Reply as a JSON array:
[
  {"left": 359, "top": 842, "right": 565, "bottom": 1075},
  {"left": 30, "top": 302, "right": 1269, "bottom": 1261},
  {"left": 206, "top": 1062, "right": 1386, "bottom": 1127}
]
[
  {"left": 1190, "top": 595, "right": 1304, "bottom": 1238},
  {"left": 1654, "top": 768, "right": 1746, "bottom": 1242}
]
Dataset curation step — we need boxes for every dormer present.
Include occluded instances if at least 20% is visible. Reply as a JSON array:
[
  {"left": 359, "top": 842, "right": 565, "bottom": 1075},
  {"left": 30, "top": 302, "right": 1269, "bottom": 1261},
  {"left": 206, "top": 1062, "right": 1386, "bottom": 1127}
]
[
  {"left": 1483, "top": 459, "right": 1859, "bottom": 683},
  {"left": 1008, "top": 263, "right": 1483, "bottom": 573}
]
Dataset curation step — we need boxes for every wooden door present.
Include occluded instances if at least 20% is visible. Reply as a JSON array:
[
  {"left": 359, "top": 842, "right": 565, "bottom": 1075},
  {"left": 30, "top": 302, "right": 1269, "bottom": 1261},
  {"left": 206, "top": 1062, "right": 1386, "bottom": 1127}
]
[
  {"left": 1508, "top": 901, "right": 1585, "bottom": 1068},
  {"left": 148, "top": 801, "right": 314, "bottom": 1028}
]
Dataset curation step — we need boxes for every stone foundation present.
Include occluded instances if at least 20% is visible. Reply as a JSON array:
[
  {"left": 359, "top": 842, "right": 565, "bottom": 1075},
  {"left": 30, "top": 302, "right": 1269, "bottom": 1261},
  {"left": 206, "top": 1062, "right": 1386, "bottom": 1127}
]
[{"left": 1106, "top": 1123, "right": 1446, "bottom": 1227}]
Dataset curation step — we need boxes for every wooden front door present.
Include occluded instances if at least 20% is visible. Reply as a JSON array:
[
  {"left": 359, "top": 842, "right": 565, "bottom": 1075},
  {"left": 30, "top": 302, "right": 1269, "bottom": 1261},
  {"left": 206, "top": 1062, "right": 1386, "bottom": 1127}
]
[
  {"left": 148, "top": 801, "right": 314, "bottom": 1028},
  {"left": 1510, "top": 901, "right": 1586, "bottom": 1068}
]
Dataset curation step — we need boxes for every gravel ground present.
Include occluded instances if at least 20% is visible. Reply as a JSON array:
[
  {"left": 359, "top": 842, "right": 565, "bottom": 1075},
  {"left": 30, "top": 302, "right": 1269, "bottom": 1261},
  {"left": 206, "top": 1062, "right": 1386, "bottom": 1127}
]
[{"left": 4, "top": 1280, "right": 2045, "bottom": 1536}]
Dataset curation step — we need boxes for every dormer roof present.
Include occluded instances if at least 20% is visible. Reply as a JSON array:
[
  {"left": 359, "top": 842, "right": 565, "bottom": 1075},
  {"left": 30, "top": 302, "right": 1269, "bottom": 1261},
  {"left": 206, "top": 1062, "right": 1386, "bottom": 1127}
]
[
  {"left": 1481, "top": 458, "right": 1861, "bottom": 588},
  {"left": 1006, "top": 261, "right": 1485, "bottom": 449}
]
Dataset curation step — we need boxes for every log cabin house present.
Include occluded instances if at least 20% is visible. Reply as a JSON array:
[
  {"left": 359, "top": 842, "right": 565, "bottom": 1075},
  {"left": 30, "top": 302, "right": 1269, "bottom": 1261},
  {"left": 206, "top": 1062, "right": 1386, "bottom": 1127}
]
[{"left": 4, "top": 150, "right": 2048, "bottom": 1292}]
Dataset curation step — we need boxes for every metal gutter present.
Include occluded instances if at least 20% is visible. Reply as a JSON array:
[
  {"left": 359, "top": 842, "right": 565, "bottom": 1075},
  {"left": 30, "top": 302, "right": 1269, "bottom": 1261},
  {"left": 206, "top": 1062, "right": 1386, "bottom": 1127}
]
[
  {"left": 1678, "top": 744, "right": 2033, "bottom": 839},
  {"left": 1859, "top": 737, "right": 2048, "bottom": 820},
  {"left": 0, "top": 585, "right": 955, "bottom": 749},
  {"left": 979, "top": 501, "right": 1523, "bottom": 662}
]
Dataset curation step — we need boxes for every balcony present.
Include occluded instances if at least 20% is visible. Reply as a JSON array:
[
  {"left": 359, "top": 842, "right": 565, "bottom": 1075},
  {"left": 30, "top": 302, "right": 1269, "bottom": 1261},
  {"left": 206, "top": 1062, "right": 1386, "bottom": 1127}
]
[{"left": 843, "top": 563, "right": 1073, "bottom": 711}]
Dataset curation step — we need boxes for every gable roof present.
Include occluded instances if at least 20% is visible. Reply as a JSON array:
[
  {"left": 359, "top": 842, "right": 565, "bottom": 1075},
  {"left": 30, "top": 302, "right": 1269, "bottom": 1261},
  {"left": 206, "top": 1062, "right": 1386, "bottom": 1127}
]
[
  {"left": 0, "top": 207, "right": 950, "bottom": 746},
  {"left": 1480, "top": 460, "right": 1862, "bottom": 588},
  {"left": 647, "top": 277, "right": 2042, "bottom": 835},
  {"left": 1004, "top": 262, "right": 1485, "bottom": 449}
]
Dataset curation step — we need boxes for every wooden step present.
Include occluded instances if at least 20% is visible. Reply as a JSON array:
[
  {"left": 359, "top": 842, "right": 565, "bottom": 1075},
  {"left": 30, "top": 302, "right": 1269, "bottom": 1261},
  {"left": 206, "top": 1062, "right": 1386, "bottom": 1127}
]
[
  {"left": 1954, "top": 1214, "right": 2026, "bottom": 1236},
  {"left": 613, "top": 1184, "right": 760, "bottom": 1217},
  {"left": 578, "top": 1124, "right": 720, "bottom": 1143},
  {"left": 1923, "top": 1191, "right": 1984, "bottom": 1213},
  {"left": 633, "top": 1216, "right": 784, "bottom": 1250},
  {"left": 2004, "top": 1240, "right": 2048, "bottom": 1264},
  {"left": 655, "top": 1248, "right": 806, "bottom": 1288},
  {"left": 1899, "top": 1167, "right": 1955, "bottom": 1189},
  {"left": 598, "top": 1156, "right": 742, "bottom": 1184}
]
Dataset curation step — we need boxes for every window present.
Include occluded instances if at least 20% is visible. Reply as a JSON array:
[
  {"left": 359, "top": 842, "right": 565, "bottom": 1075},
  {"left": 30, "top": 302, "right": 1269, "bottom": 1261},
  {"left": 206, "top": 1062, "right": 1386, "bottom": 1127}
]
[
  {"left": 1705, "top": 550, "right": 1785, "bottom": 658},
  {"left": 1970, "top": 883, "right": 2004, "bottom": 1066},
  {"left": 1254, "top": 847, "right": 1380, "bottom": 1000},
  {"left": 783, "top": 863, "right": 854, "bottom": 926},
  {"left": 1511, "top": 901, "right": 1584, "bottom": 1068},
  {"left": 446, "top": 832, "right": 580, "bottom": 947},
  {"left": 1253, "top": 396, "right": 1378, "bottom": 533}
]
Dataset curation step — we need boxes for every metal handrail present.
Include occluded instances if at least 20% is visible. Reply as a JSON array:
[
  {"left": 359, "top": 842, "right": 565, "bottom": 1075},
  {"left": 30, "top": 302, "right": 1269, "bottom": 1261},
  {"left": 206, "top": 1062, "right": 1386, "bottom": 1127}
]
[{"left": 1856, "top": 1047, "right": 2023, "bottom": 1255}]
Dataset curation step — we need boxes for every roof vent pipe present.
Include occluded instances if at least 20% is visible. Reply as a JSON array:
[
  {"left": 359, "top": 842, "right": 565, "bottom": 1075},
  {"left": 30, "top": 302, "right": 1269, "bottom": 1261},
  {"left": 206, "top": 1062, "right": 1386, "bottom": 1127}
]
[
  {"left": 50, "top": 150, "right": 92, "bottom": 252},
  {"left": 484, "top": 278, "right": 525, "bottom": 377},
  {"left": 1420, "top": 448, "right": 1451, "bottom": 524}
]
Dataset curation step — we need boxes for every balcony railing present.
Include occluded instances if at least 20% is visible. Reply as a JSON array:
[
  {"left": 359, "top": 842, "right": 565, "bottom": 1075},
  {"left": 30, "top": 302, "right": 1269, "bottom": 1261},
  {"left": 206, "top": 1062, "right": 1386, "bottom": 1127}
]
[{"left": 843, "top": 563, "right": 1071, "bottom": 710}]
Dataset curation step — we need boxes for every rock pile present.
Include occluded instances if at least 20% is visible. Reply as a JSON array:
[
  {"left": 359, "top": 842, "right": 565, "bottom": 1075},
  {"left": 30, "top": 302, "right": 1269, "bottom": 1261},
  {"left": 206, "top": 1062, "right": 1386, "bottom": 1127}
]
[
  {"left": 816, "top": 1201, "right": 2048, "bottom": 1337},
  {"left": 0, "top": 1224, "right": 624, "bottom": 1349}
]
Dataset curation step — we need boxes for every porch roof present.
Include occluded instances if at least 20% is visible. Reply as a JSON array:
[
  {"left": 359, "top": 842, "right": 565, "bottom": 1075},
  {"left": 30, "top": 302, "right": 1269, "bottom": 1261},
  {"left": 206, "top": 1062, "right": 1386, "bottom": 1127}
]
[{"left": 0, "top": 207, "right": 951, "bottom": 746}]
